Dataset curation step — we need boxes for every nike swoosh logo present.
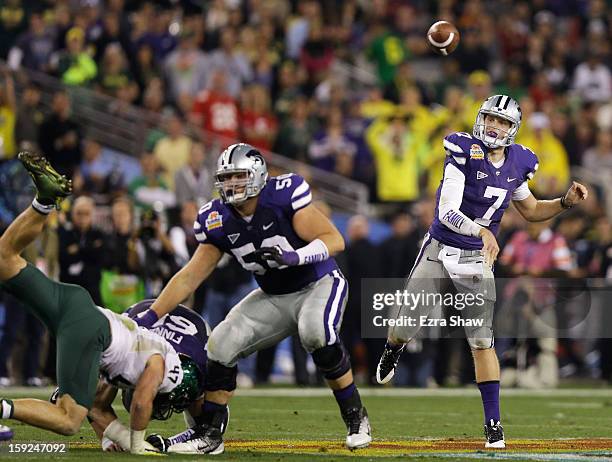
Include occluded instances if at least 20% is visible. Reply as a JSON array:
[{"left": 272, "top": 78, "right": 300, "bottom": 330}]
[
  {"left": 507, "top": 178, "right": 516, "bottom": 182},
  {"left": 445, "top": 253, "right": 458, "bottom": 257},
  {"left": 426, "top": 257, "right": 437, "bottom": 262},
  {"left": 263, "top": 222, "right": 274, "bottom": 230}
]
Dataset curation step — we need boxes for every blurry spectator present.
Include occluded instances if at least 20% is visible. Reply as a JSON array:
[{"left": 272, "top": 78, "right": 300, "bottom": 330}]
[
  {"left": 15, "top": 81, "right": 44, "bottom": 146},
  {"left": 38, "top": 90, "right": 82, "bottom": 178},
  {"left": 529, "top": 71, "right": 556, "bottom": 110},
  {"left": 0, "top": 240, "right": 45, "bottom": 387},
  {"left": 308, "top": 107, "right": 356, "bottom": 176},
  {"left": 365, "top": 113, "right": 428, "bottom": 203},
  {"left": 164, "top": 28, "right": 209, "bottom": 104},
  {"left": 153, "top": 112, "right": 192, "bottom": 190},
  {"left": 397, "top": 86, "right": 436, "bottom": 141},
  {"left": 94, "top": 43, "right": 138, "bottom": 101},
  {"left": 169, "top": 201, "right": 200, "bottom": 268},
  {"left": 300, "top": 21, "right": 334, "bottom": 90},
  {"left": 572, "top": 52, "right": 612, "bottom": 104},
  {"left": 341, "top": 214, "right": 383, "bottom": 366},
  {"left": 174, "top": 142, "right": 213, "bottom": 206},
  {"left": 136, "top": 207, "right": 178, "bottom": 296},
  {"left": 58, "top": 196, "right": 106, "bottom": 304},
  {"left": 129, "top": 152, "right": 175, "bottom": 210},
  {"left": 52, "top": 26, "right": 97, "bottom": 86},
  {"left": 101, "top": 197, "right": 144, "bottom": 312},
  {"left": 142, "top": 77, "right": 166, "bottom": 114},
  {"left": 77, "top": 137, "right": 124, "bottom": 196},
  {"left": 241, "top": 84, "right": 278, "bottom": 151},
  {"left": 134, "top": 43, "right": 161, "bottom": 92},
  {"left": 208, "top": 27, "right": 252, "bottom": 98},
  {"left": 274, "top": 95, "right": 316, "bottom": 162},
  {"left": 285, "top": 0, "right": 320, "bottom": 60},
  {"left": 517, "top": 113, "right": 570, "bottom": 198},
  {"left": 133, "top": 5, "right": 177, "bottom": 61},
  {"left": 463, "top": 71, "right": 493, "bottom": 127},
  {"left": 0, "top": 68, "right": 16, "bottom": 159},
  {"left": 495, "top": 65, "right": 528, "bottom": 102},
  {"left": 91, "top": 11, "right": 129, "bottom": 63},
  {"left": 379, "top": 211, "right": 420, "bottom": 278},
  {"left": 454, "top": 28, "right": 491, "bottom": 74},
  {"left": 273, "top": 61, "right": 302, "bottom": 119},
  {"left": 191, "top": 69, "right": 240, "bottom": 142},
  {"left": 384, "top": 61, "right": 422, "bottom": 105},
  {"left": 582, "top": 129, "right": 612, "bottom": 172},
  {"left": 0, "top": 0, "right": 27, "bottom": 60},
  {"left": 498, "top": 220, "right": 574, "bottom": 388},
  {"left": 366, "top": 21, "right": 409, "bottom": 86},
  {"left": 7, "top": 11, "right": 55, "bottom": 73}
]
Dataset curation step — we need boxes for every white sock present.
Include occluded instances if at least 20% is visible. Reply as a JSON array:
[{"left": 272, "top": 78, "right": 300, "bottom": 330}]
[
  {"left": 1, "top": 399, "right": 13, "bottom": 419},
  {"left": 31, "top": 198, "right": 55, "bottom": 215}
]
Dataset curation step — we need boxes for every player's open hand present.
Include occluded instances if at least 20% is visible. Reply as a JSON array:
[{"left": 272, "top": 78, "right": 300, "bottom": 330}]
[
  {"left": 479, "top": 228, "right": 499, "bottom": 267},
  {"left": 563, "top": 181, "right": 588, "bottom": 207}
]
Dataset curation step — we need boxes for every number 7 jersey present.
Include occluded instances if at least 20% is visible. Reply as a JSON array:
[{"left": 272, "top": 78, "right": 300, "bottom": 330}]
[
  {"left": 195, "top": 174, "right": 338, "bottom": 294},
  {"left": 429, "top": 132, "right": 539, "bottom": 250}
]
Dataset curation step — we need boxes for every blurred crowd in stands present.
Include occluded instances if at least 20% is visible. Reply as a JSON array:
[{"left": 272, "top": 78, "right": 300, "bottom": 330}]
[{"left": 0, "top": 0, "right": 610, "bottom": 388}]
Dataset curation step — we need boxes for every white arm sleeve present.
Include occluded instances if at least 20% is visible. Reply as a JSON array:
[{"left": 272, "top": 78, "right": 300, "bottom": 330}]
[
  {"left": 438, "top": 163, "right": 483, "bottom": 237},
  {"left": 511, "top": 181, "right": 531, "bottom": 201}
]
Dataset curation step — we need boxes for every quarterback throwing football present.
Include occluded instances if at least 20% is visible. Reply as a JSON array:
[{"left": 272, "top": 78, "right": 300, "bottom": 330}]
[{"left": 376, "top": 95, "right": 588, "bottom": 448}]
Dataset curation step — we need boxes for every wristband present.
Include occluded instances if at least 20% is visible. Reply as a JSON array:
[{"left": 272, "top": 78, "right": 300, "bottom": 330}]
[
  {"left": 135, "top": 309, "right": 159, "bottom": 328},
  {"left": 103, "top": 419, "right": 131, "bottom": 450},
  {"left": 130, "top": 429, "right": 147, "bottom": 454},
  {"left": 296, "top": 239, "right": 330, "bottom": 265}
]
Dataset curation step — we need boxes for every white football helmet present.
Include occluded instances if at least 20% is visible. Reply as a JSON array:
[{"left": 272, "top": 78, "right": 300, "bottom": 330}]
[
  {"left": 473, "top": 95, "right": 522, "bottom": 148},
  {"left": 215, "top": 143, "right": 268, "bottom": 204}
]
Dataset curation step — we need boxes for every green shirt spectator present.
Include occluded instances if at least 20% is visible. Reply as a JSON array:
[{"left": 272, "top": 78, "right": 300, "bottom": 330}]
[
  {"left": 55, "top": 27, "right": 97, "bottom": 86},
  {"left": 367, "top": 28, "right": 409, "bottom": 86}
]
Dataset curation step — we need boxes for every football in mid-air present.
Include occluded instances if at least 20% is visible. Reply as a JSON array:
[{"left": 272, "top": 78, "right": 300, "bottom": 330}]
[{"left": 427, "top": 20, "right": 460, "bottom": 56}]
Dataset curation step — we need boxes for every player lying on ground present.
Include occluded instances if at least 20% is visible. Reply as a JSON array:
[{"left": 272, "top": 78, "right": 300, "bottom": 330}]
[
  {"left": 0, "top": 152, "right": 198, "bottom": 454},
  {"left": 87, "top": 300, "right": 229, "bottom": 452},
  {"left": 376, "top": 94, "right": 588, "bottom": 448},
  {"left": 134, "top": 143, "right": 371, "bottom": 454}
]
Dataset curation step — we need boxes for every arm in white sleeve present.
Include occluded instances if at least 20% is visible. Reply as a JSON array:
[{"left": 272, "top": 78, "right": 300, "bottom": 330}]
[{"left": 438, "top": 163, "right": 483, "bottom": 237}]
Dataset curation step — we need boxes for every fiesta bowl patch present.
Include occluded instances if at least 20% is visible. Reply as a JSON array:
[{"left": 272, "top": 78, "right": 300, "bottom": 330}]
[
  {"left": 470, "top": 144, "right": 484, "bottom": 159},
  {"left": 206, "top": 211, "right": 223, "bottom": 230}
]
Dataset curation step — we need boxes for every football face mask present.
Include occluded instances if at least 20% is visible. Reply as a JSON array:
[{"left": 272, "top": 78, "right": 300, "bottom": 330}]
[{"left": 215, "top": 170, "right": 252, "bottom": 205}]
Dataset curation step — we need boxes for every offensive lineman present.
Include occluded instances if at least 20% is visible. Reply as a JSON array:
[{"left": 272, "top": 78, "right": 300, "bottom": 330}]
[
  {"left": 376, "top": 95, "right": 588, "bottom": 448},
  {"left": 136, "top": 143, "right": 372, "bottom": 454},
  {"left": 0, "top": 153, "right": 200, "bottom": 453}
]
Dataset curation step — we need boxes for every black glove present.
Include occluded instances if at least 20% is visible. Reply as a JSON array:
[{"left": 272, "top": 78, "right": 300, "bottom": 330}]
[{"left": 146, "top": 434, "right": 170, "bottom": 453}]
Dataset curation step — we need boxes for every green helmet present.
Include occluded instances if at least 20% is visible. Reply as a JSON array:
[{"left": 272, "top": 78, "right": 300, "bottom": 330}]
[{"left": 122, "top": 355, "right": 204, "bottom": 421}]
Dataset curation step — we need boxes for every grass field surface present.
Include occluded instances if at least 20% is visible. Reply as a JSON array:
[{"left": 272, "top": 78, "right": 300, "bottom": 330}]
[{"left": 1, "top": 388, "right": 611, "bottom": 461}]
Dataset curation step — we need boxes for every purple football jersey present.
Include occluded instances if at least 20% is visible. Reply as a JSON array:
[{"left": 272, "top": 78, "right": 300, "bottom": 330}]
[
  {"left": 429, "top": 132, "right": 539, "bottom": 250},
  {"left": 128, "top": 300, "right": 208, "bottom": 372},
  {"left": 195, "top": 174, "right": 338, "bottom": 294}
]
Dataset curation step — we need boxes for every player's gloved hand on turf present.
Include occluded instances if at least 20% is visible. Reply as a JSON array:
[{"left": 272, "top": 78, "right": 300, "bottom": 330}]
[
  {"left": 146, "top": 434, "right": 170, "bottom": 453},
  {"left": 253, "top": 246, "right": 299, "bottom": 266},
  {"left": 133, "top": 308, "right": 159, "bottom": 328}
]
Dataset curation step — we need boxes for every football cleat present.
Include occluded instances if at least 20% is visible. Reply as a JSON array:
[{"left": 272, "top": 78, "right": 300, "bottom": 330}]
[
  {"left": 342, "top": 407, "right": 372, "bottom": 449},
  {"left": 167, "top": 424, "right": 224, "bottom": 455},
  {"left": 376, "top": 343, "right": 405, "bottom": 384},
  {"left": 0, "top": 424, "right": 13, "bottom": 441},
  {"left": 484, "top": 419, "right": 505, "bottom": 448},
  {"left": 18, "top": 151, "right": 72, "bottom": 208}
]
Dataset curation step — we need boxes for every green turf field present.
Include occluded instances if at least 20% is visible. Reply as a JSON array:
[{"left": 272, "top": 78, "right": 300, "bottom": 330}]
[{"left": 1, "top": 388, "right": 611, "bottom": 461}]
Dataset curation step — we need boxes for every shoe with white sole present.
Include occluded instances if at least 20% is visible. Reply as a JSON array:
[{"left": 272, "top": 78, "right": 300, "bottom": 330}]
[
  {"left": 342, "top": 407, "right": 372, "bottom": 449},
  {"left": 167, "top": 425, "right": 224, "bottom": 455},
  {"left": 0, "top": 424, "right": 13, "bottom": 441},
  {"left": 484, "top": 419, "right": 505, "bottom": 448}
]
